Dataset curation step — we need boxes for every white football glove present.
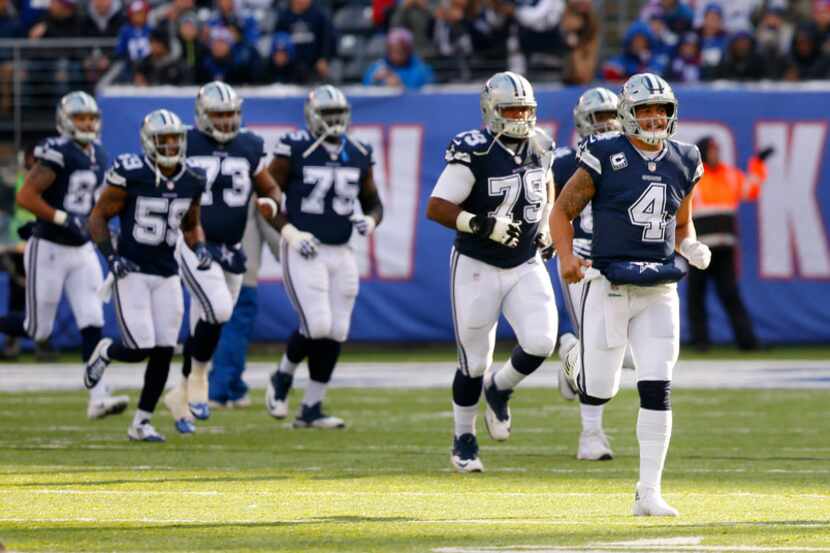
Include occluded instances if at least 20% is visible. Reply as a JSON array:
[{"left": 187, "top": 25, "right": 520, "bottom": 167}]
[
  {"left": 680, "top": 237, "right": 711, "bottom": 270},
  {"left": 485, "top": 216, "right": 521, "bottom": 247},
  {"left": 350, "top": 214, "right": 376, "bottom": 236},
  {"left": 281, "top": 223, "right": 319, "bottom": 259}
]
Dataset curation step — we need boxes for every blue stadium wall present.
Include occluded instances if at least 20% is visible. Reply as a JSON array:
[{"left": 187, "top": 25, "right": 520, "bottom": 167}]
[{"left": 7, "top": 85, "right": 829, "bottom": 347}]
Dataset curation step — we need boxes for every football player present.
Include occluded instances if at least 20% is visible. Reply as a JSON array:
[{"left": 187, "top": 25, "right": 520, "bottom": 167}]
[
  {"left": 264, "top": 85, "right": 383, "bottom": 429},
  {"left": 551, "top": 73, "right": 711, "bottom": 515},
  {"left": 426, "top": 71, "right": 558, "bottom": 473},
  {"left": 162, "top": 81, "right": 284, "bottom": 433},
  {"left": 552, "top": 87, "right": 628, "bottom": 461},
  {"left": 11, "top": 91, "right": 128, "bottom": 419},
  {"left": 83, "top": 109, "right": 210, "bottom": 442}
]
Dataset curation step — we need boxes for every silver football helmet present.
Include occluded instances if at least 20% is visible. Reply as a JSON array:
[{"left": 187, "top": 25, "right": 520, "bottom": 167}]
[
  {"left": 56, "top": 91, "right": 101, "bottom": 145},
  {"left": 140, "top": 109, "right": 187, "bottom": 168},
  {"left": 304, "top": 85, "right": 350, "bottom": 139},
  {"left": 195, "top": 81, "right": 243, "bottom": 143},
  {"left": 573, "top": 87, "right": 621, "bottom": 138},
  {"left": 618, "top": 73, "right": 678, "bottom": 145},
  {"left": 480, "top": 71, "right": 537, "bottom": 140}
]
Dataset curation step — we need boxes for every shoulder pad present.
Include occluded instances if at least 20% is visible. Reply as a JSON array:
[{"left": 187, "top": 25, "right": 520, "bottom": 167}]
[
  {"left": 451, "top": 129, "right": 491, "bottom": 153},
  {"left": 34, "top": 137, "right": 70, "bottom": 168},
  {"left": 105, "top": 153, "right": 145, "bottom": 187},
  {"left": 184, "top": 159, "right": 208, "bottom": 180},
  {"left": 671, "top": 139, "right": 704, "bottom": 184},
  {"left": 553, "top": 146, "right": 574, "bottom": 160},
  {"left": 274, "top": 129, "right": 311, "bottom": 157}
]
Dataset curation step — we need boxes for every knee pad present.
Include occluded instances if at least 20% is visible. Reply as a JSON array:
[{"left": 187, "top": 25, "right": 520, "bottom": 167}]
[
  {"left": 452, "top": 369, "right": 483, "bottom": 407},
  {"left": 211, "top": 294, "right": 234, "bottom": 325},
  {"left": 519, "top": 333, "right": 556, "bottom": 359},
  {"left": 638, "top": 380, "right": 671, "bottom": 411},
  {"left": 304, "top": 313, "right": 332, "bottom": 340},
  {"left": 579, "top": 393, "right": 611, "bottom": 406}
]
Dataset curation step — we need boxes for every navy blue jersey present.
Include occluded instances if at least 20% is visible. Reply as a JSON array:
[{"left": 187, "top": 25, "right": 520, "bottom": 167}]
[
  {"left": 32, "top": 137, "right": 108, "bottom": 246},
  {"left": 186, "top": 128, "right": 267, "bottom": 247},
  {"left": 444, "top": 128, "right": 553, "bottom": 269},
  {"left": 104, "top": 154, "right": 206, "bottom": 277},
  {"left": 576, "top": 132, "right": 703, "bottom": 271},
  {"left": 274, "top": 129, "right": 374, "bottom": 245},
  {"left": 552, "top": 145, "right": 592, "bottom": 258}
]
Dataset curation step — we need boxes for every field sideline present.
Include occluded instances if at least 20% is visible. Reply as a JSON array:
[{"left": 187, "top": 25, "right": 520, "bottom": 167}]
[{"left": 0, "top": 350, "right": 828, "bottom": 552}]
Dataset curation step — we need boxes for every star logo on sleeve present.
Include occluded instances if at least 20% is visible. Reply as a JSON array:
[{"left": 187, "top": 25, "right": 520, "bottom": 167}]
[{"left": 220, "top": 245, "right": 234, "bottom": 265}]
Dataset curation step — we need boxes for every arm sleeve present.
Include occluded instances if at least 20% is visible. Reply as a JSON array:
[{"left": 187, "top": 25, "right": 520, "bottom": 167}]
[
  {"left": 575, "top": 140, "right": 602, "bottom": 182},
  {"left": 430, "top": 163, "right": 476, "bottom": 205}
]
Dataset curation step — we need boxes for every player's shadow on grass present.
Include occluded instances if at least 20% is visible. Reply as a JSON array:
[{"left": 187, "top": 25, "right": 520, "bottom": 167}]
[{"left": 11, "top": 475, "right": 290, "bottom": 487}]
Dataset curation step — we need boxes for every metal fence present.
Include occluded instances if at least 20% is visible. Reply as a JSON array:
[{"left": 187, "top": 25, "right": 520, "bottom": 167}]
[{"left": 0, "top": 38, "right": 118, "bottom": 155}]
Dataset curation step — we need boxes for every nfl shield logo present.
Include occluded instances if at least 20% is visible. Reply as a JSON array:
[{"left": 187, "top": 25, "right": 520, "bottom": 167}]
[
  {"left": 648, "top": 162, "right": 657, "bottom": 172},
  {"left": 166, "top": 181, "right": 174, "bottom": 190}
]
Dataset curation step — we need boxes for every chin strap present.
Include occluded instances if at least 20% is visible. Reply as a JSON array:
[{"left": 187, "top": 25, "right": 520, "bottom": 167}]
[{"left": 302, "top": 126, "right": 368, "bottom": 160}]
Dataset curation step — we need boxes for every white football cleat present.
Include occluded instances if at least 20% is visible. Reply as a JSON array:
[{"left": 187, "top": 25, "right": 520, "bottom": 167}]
[
  {"left": 87, "top": 395, "right": 129, "bottom": 420},
  {"left": 632, "top": 483, "right": 679, "bottom": 516},
  {"left": 483, "top": 375, "right": 512, "bottom": 441},
  {"left": 557, "top": 333, "right": 579, "bottom": 400},
  {"left": 266, "top": 371, "right": 293, "bottom": 419},
  {"left": 164, "top": 380, "right": 195, "bottom": 434},
  {"left": 451, "top": 433, "right": 484, "bottom": 473},
  {"left": 128, "top": 420, "right": 165, "bottom": 442},
  {"left": 229, "top": 394, "right": 251, "bottom": 408},
  {"left": 577, "top": 429, "right": 614, "bottom": 461}
]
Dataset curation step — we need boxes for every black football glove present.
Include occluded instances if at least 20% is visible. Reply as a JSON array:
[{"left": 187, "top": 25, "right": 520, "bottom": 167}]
[
  {"left": 535, "top": 232, "right": 555, "bottom": 260},
  {"left": 63, "top": 215, "right": 89, "bottom": 241},
  {"left": 107, "top": 254, "right": 139, "bottom": 279},
  {"left": 757, "top": 146, "right": 775, "bottom": 161}
]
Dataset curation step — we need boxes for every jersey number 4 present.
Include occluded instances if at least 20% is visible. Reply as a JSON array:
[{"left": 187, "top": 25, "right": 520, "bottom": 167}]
[
  {"left": 301, "top": 166, "right": 360, "bottom": 216},
  {"left": 188, "top": 156, "right": 251, "bottom": 207},
  {"left": 487, "top": 168, "right": 546, "bottom": 224},
  {"left": 628, "top": 183, "right": 668, "bottom": 242},
  {"left": 133, "top": 197, "right": 192, "bottom": 247}
]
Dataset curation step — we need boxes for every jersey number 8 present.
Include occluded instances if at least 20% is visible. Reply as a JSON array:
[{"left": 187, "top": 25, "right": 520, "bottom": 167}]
[{"left": 487, "top": 168, "right": 546, "bottom": 224}]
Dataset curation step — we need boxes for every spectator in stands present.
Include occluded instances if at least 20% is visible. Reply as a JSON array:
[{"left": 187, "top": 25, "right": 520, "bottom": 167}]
[
  {"left": 176, "top": 12, "right": 204, "bottom": 84},
  {"left": 373, "top": 0, "right": 396, "bottom": 30},
  {"left": 513, "top": 0, "right": 567, "bottom": 59},
  {"left": 698, "top": 3, "right": 728, "bottom": 80},
  {"left": 389, "top": 0, "right": 437, "bottom": 60},
  {"left": 0, "top": 0, "right": 19, "bottom": 114},
  {"left": 560, "top": 0, "right": 600, "bottom": 84},
  {"left": 688, "top": 137, "right": 772, "bottom": 352},
  {"left": 363, "top": 26, "right": 434, "bottom": 89},
  {"left": 815, "top": 0, "right": 830, "bottom": 54},
  {"left": 208, "top": 0, "right": 259, "bottom": 48},
  {"left": 668, "top": 31, "right": 700, "bottom": 82},
  {"left": 692, "top": 0, "right": 752, "bottom": 34},
  {"left": 148, "top": 0, "right": 194, "bottom": 38},
  {"left": 602, "top": 20, "right": 666, "bottom": 82},
  {"left": 134, "top": 28, "right": 185, "bottom": 85},
  {"left": 783, "top": 22, "right": 830, "bottom": 80},
  {"left": 116, "top": 0, "right": 152, "bottom": 77},
  {"left": 82, "top": 0, "right": 123, "bottom": 37},
  {"left": 28, "top": 0, "right": 82, "bottom": 39},
  {"left": 433, "top": 0, "right": 510, "bottom": 80},
  {"left": 263, "top": 32, "right": 299, "bottom": 83},
  {"left": 713, "top": 30, "right": 766, "bottom": 80},
  {"left": 273, "top": 0, "right": 336, "bottom": 83},
  {"left": 199, "top": 25, "right": 255, "bottom": 84},
  {"left": 754, "top": 3, "right": 792, "bottom": 78},
  {"left": 19, "top": 0, "right": 49, "bottom": 35}
]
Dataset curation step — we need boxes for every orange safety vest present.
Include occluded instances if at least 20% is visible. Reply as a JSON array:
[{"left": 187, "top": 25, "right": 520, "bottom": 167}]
[{"left": 691, "top": 157, "right": 766, "bottom": 247}]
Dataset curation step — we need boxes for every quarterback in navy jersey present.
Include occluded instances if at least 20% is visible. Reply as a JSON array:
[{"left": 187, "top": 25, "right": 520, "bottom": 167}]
[
  {"left": 264, "top": 85, "right": 383, "bottom": 430},
  {"left": 84, "top": 109, "right": 211, "bottom": 443},
  {"left": 427, "top": 71, "right": 558, "bottom": 473},
  {"left": 551, "top": 73, "right": 712, "bottom": 516},
  {"left": 163, "top": 82, "right": 285, "bottom": 434},
  {"left": 7, "top": 91, "right": 128, "bottom": 420},
  {"left": 552, "top": 87, "right": 629, "bottom": 463}
]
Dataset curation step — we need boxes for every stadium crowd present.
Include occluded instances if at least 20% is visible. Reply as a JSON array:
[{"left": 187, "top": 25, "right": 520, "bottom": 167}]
[{"left": 1, "top": 0, "right": 829, "bottom": 93}]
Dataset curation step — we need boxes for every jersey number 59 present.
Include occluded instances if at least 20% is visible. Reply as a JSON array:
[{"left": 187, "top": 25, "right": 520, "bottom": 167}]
[{"left": 133, "top": 197, "right": 192, "bottom": 247}]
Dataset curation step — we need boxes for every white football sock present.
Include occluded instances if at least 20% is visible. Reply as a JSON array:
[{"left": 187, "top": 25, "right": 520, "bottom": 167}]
[
  {"left": 637, "top": 408, "right": 672, "bottom": 492},
  {"left": 493, "top": 358, "right": 525, "bottom": 391},
  {"left": 278, "top": 354, "right": 299, "bottom": 376},
  {"left": 580, "top": 403, "right": 604, "bottom": 433},
  {"left": 453, "top": 402, "right": 478, "bottom": 437},
  {"left": 302, "top": 380, "right": 327, "bottom": 407},
  {"left": 88, "top": 379, "right": 109, "bottom": 401},
  {"left": 132, "top": 409, "right": 153, "bottom": 426}
]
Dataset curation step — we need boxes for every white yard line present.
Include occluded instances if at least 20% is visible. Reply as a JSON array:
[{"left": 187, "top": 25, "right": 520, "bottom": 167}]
[{"left": 1, "top": 360, "right": 829, "bottom": 392}]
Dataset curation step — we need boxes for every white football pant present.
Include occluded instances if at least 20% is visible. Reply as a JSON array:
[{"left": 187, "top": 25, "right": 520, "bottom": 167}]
[
  {"left": 281, "top": 241, "right": 359, "bottom": 342},
  {"left": 23, "top": 237, "right": 104, "bottom": 341},
  {"left": 175, "top": 236, "right": 243, "bottom": 333},
  {"left": 451, "top": 249, "right": 558, "bottom": 378},
  {"left": 576, "top": 274, "right": 679, "bottom": 399},
  {"left": 111, "top": 272, "right": 184, "bottom": 349}
]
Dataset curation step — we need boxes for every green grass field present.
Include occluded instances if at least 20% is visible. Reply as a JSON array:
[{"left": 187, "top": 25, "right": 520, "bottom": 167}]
[{"left": 0, "top": 384, "right": 828, "bottom": 552}]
